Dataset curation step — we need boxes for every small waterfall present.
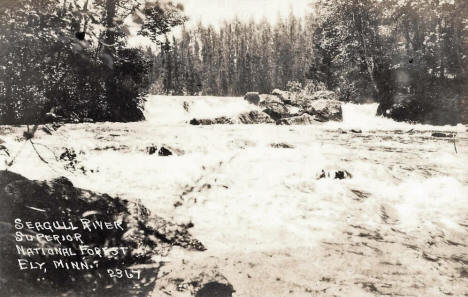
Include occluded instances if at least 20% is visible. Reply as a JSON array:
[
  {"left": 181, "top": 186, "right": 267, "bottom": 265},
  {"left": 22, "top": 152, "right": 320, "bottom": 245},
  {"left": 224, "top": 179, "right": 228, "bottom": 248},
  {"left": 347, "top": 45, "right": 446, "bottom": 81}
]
[
  {"left": 143, "top": 96, "right": 464, "bottom": 131},
  {"left": 143, "top": 95, "right": 257, "bottom": 125},
  {"left": 342, "top": 103, "right": 380, "bottom": 125},
  {"left": 337, "top": 102, "right": 410, "bottom": 130}
]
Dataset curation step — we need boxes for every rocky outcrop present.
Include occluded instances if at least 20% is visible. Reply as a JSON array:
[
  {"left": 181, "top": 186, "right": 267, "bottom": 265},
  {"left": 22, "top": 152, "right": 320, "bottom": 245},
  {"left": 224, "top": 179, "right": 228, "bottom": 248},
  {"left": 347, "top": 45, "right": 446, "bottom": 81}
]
[
  {"left": 237, "top": 110, "right": 275, "bottom": 124},
  {"left": 261, "top": 101, "right": 293, "bottom": 120},
  {"left": 190, "top": 117, "right": 234, "bottom": 125},
  {"left": 271, "top": 89, "right": 298, "bottom": 105},
  {"left": 259, "top": 94, "right": 283, "bottom": 106},
  {"left": 307, "top": 90, "right": 338, "bottom": 101},
  {"left": 303, "top": 99, "right": 343, "bottom": 122},
  {"left": 277, "top": 114, "right": 320, "bottom": 125},
  {"left": 210, "top": 89, "right": 344, "bottom": 125},
  {"left": 257, "top": 89, "right": 342, "bottom": 123},
  {"left": 0, "top": 170, "right": 204, "bottom": 297}
]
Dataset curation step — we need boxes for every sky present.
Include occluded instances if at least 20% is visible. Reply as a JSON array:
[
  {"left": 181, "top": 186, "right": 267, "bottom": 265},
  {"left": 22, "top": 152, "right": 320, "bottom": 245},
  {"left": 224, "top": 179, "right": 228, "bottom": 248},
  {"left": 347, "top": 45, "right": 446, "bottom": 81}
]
[
  {"left": 128, "top": 0, "right": 312, "bottom": 48},
  {"left": 180, "top": 0, "right": 312, "bottom": 27}
]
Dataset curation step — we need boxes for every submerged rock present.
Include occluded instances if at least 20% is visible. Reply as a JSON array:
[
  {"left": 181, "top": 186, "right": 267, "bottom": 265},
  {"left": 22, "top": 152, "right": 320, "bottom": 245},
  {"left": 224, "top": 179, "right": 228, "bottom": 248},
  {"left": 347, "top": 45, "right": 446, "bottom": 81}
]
[
  {"left": 317, "top": 169, "right": 353, "bottom": 180},
  {"left": 147, "top": 144, "right": 158, "bottom": 155},
  {"left": 158, "top": 146, "right": 173, "bottom": 156},
  {"left": 431, "top": 132, "right": 453, "bottom": 138},
  {"left": 270, "top": 142, "right": 295, "bottom": 149},
  {"left": 183, "top": 101, "right": 191, "bottom": 112}
]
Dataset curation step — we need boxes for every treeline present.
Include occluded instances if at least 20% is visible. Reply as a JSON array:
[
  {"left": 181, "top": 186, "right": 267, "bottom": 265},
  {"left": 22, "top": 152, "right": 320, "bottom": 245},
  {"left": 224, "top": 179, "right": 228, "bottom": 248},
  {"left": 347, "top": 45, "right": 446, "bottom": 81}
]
[
  {"left": 150, "top": 14, "right": 315, "bottom": 96},
  {"left": 0, "top": 0, "right": 186, "bottom": 124},
  {"left": 153, "top": 0, "right": 468, "bottom": 124}
]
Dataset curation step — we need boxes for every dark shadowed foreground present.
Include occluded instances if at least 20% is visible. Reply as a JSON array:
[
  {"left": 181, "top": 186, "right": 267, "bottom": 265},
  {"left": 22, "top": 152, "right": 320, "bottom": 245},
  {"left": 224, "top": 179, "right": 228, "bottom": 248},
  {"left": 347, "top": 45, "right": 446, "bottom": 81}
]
[{"left": 0, "top": 170, "right": 204, "bottom": 297}]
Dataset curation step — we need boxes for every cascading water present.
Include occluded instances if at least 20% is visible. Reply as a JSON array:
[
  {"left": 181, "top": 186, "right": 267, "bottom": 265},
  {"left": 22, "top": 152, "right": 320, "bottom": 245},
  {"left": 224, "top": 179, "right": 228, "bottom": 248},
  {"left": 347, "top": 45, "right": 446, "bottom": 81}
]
[{"left": 143, "top": 95, "right": 465, "bottom": 132}]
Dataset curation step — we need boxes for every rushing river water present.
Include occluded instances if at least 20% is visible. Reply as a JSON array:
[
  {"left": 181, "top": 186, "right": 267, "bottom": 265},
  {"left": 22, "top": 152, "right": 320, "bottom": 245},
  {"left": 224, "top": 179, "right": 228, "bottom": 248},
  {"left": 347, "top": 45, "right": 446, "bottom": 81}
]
[{"left": 1, "top": 95, "right": 467, "bottom": 296}]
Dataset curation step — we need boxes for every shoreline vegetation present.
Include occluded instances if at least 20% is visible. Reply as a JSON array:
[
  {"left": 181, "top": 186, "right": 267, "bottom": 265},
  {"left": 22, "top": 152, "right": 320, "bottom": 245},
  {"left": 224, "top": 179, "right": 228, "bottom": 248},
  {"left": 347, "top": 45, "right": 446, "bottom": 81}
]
[
  {"left": 1, "top": 1, "right": 467, "bottom": 126},
  {"left": 0, "top": 0, "right": 186, "bottom": 125},
  {"left": 149, "top": 0, "right": 467, "bottom": 126}
]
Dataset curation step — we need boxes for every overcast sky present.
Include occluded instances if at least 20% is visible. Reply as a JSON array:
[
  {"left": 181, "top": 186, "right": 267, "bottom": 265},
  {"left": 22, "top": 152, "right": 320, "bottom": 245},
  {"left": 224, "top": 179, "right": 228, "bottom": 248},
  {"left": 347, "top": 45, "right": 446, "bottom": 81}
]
[
  {"left": 180, "top": 0, "right": 311, "bottom": 27},
  {"left": 128, "top": 0, "right": 312, "bottom": 48}
]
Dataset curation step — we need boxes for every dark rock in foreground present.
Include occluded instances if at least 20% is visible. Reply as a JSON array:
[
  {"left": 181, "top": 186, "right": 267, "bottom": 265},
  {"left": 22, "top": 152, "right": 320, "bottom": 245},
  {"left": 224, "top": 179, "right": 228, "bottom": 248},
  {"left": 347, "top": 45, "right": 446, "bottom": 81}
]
[
  {"left": 317, "top": 169, "right": 353, "bottom": 180},
  {"left": 196, "top": 281, "right": 235, "bottom": 297},
  {"left": 0, "top": 170, "right": 204, "bottom": 297},
  {"left": 158, "top": 146, "right": 173, "bottom": 156}
]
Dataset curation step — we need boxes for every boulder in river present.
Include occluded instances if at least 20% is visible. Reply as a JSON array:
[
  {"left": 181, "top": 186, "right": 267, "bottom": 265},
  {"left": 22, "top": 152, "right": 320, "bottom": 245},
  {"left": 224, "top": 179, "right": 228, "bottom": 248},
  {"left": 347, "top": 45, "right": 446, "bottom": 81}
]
[
  {"left": 259, "top": 94, "right": 283, "bottom": 107},
  {"left": 307, "top": 90, "right": 338, "bottom": 101},
  {"left": 159, "top": 146, "right": 173, "bottom": 156},
  {"left": 261, "top": 101, "right": 291, "bottom": 121},
  {"left": 270, "top": 142, "right": 295, "bottom": 149},
  {"left": 431, "top": 132, "right": 454, "bottom": 138},
  {"left": 271, "top": 89, "right": 299, "bottom": 105},
  {"left": 260, "top": 97, "right": 303, "bottom": 121},
  {"left": 237, "top": 110, "right": 275, "bottom": 124},
  {"left": 190, "top": 117, "right": 234, "bottom": 125},
  {"left": 277, "top": 114, "right": 320, "bottom": 125},
  {"left": 303, "top": 99, "right": 343, "bottom": 122},
  {"left": 317, "top": 169, "right": 353, "bottom": 180},
  {"left": 244, "top": 92, "right": 261, "bottom": 105}
]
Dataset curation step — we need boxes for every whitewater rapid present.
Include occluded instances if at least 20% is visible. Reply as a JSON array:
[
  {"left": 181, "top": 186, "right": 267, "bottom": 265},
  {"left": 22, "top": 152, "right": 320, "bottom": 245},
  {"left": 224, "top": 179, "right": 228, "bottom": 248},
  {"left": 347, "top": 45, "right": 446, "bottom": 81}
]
[
  {"left": 1, "top": 95, "right": 467, "bottom": 297},
  {"left": 143, "top": 95, "right": 465, "bottom": 132}
]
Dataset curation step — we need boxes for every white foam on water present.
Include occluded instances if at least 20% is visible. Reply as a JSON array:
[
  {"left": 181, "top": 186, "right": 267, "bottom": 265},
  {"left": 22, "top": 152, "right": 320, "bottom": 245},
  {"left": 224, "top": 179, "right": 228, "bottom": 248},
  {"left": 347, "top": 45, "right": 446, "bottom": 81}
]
[
  {"left": 326, "top": 102, "right": 466, "bottom": 132},
  {"left": 143, "top": 95, "right": 258, "bottom": 125},
  {"left": 1, "top": 95, "right": 466, "bottom": 254}
]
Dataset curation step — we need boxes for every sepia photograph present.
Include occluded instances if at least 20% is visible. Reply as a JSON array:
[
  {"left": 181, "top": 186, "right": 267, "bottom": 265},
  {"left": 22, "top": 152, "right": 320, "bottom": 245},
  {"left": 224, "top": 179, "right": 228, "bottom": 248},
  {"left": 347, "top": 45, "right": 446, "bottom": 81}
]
[{"left": 0, "top": 0, "right": 467, "bottom": 296}]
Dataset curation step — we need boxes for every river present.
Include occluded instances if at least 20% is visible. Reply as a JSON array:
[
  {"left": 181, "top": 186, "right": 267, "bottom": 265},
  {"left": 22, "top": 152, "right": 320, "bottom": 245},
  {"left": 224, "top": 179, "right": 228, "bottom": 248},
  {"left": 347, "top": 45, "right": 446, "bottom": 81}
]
[{"left": 1, "top": 95, "right": 467, "bottom": 296}]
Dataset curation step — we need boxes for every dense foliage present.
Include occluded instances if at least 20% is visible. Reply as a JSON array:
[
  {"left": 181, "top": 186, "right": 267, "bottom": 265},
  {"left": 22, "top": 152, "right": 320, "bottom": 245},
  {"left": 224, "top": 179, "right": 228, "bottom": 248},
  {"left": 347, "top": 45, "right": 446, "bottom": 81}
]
[
  {"left": 154, "top": 0, "right": 468, "bottom": 124},
  {"left": 150, "top": 14, "right": 315, "bottom": 96},
  {"left": 0, "top": 0, "right": 186, "bottom": 124}
]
